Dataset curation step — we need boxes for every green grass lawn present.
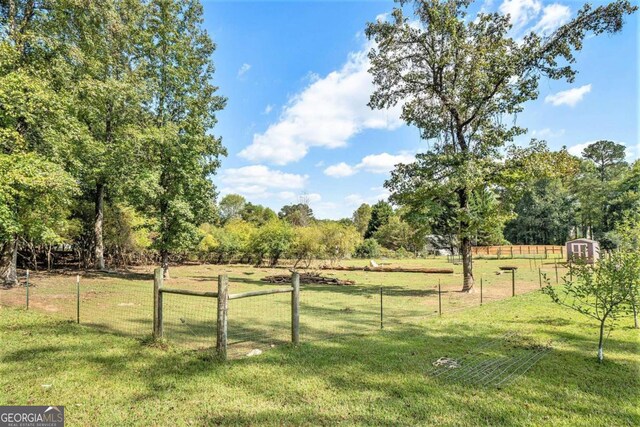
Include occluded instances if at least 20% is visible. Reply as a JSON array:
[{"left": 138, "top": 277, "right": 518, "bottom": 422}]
[
  {"left": 1, "top": 287, "right": 638, "bottom": 426},
  {"left": 0, "top": 257, "right": 567, "bottom": 354}
]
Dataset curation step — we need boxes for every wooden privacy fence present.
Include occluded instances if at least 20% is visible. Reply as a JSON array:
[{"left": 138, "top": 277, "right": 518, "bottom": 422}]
[
  {"left": 471, "top": 245, "right": 563, "bottom": 258},
  {"left": 152, "top": 268, "right": 300, "bottom": 360}
]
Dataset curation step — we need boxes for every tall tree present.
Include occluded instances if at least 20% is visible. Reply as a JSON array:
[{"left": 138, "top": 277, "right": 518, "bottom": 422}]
[
  {"left": 367, "top": 0, "right": 636, "bottom": 291},
  {"left": 352, "top": 203, "right": 372, "bottom": 236},
  {"left": 54, "top": 0, "right": 148, "bottom": 270},
  {"left": 144, "top": 0, "right": 226, "bottom": 278},
  {"left": 0, "top": 0, "right": 84, "bottom": 282},
  {"left": 582, "top": 140, "right": 627, "bottom": 183},
  {"left": 219, "top": 194, "right": 246, "bottom": 224},
  {"left": 278, "top": 203, "right": 314, "bottom": 227},
  {"left": 365, "top": 201, "right": 393, "bottom": 239}
]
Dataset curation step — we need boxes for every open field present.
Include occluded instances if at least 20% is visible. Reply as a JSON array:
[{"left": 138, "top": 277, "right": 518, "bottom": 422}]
[
  {"left": 1, "top": 287, "right": 638, "bottom": 426},
  {"left": 0, "top": 258, "right": 567, "bottom": 356}
]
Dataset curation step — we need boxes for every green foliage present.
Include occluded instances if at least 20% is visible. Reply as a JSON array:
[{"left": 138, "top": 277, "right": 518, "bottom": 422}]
[
  {"left": 582, "top": 140, "right": 628, "bottom": 183},
  {"left": 543, "top": 251, "right": 640, "bottom": 362},
  {"left": 103, "top": 204, "right": 156, "bottom": 257},
  {"left": 142, "top": 0, "right": 227, "bottom": 271},
  {"left": 367, "top": 0, "right": 636, "bottom": 290},
  {"left": 198, "top": 220, "right": 256, "bottom": 263},
  {"left": 0, "top": 153, "right": 77, "bottom": 244},
  {"left": 318, "top": 222, "right": 361, "bottom": 265},
  {"left": 249, "top": 219, "right": 294, "bottom": 266},
  {"left": 278, "top": 203, "right": 314, "bottom": 227},
  {"left": 352, "top": 203, "right": 372, "bottom": 236},
  {"left": 354, "top": 238, "right": 381, "bottom": 259},
  {"left": 290, "top": 225, "right": 324, "bottom": 268},
  {"left": 219, "top": 194, "right": 246, "bottom": 224},
  {"left": 373, "top": 216, "right": 413, "bottom": 252},
  {"left": 239, "top": 203, "right": 277, "bottom": 227},
  {"left": 365, "top": 201, "right": 393, "bottom": 239}
]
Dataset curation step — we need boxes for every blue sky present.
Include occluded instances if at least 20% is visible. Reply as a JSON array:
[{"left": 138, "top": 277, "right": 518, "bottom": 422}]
[{"left": 202, "top": 0, "right": 638, "bottom": 219}]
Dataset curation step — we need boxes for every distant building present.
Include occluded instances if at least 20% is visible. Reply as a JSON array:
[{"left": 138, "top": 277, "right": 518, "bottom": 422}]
[{"left": 566, "top": 238, "right": 600, "bottom": 264}]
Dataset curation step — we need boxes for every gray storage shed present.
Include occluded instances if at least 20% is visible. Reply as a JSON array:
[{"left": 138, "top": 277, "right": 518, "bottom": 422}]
[{"left": 566, "top": 238, "right": 600, "bottom": 264}]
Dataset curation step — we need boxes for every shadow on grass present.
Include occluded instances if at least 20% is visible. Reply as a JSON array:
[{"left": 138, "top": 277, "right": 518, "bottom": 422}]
[{"left": 1, "top": 306, "right": 638, "bottom": 425}]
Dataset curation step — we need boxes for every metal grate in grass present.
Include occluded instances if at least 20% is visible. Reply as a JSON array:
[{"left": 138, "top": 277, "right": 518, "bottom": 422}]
[{"left": 427, "top": 332, "right": 553, "bottom": 388}]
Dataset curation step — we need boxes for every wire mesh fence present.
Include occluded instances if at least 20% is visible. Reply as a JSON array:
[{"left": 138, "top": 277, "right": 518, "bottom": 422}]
[
  {"left": 162, "top": 292, "right": 217, "bottom": 349},
  {"left": 0, "top": 259, "right": 571, "bottom": 358},
  {"left": 300, "top": 284, "right": 381, "bottom": 341},
  {"left": 227, "top": 291, "right": 292, "bottom": 358}
]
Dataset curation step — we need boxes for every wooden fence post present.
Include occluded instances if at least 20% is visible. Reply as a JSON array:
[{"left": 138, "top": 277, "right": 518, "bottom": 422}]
[
  {"left": 480, "top": 276, "right": 483, "bottom": 306},
  {"left": 291, "top": 272, "right": 300, "bottom": 344},
  {"left": 512, "top": 269, "right": 515, "bottom": 297},
  {"left": 153, "top": 267, "right": 164, "bottom": 339},
  {"left": 216, "top": 275, "right": 229, "bottom": 360}
]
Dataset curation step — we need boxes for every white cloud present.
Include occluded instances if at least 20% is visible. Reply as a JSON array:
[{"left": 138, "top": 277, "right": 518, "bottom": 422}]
[
  {"left": 239, "top": 47, "right": 403, "bottom": 165},
  {"left": 305, "top": 193, "right": 322, "bottom": 203},
  {"left": 219, "top": 165, "right": 307, "bottom": 199},
  {"left": 545, "top": 84, "right": 592, "bottom": 107},
  {"left": 568, "top": 140, "right": 637, "bottom": 162},
  {"left": 344, "top": 194, "right": 366, "bottom": 206},
  {"left": 263, "top": 104, "right": 274, "bottom": 114},
  {"left": 324, "top": 162, "right": 357, "bottom": 177},
  {"left": 357, "top": 152, "right": 414, "bottom": 174},
  {"left": 567, "top": 142, "right": 592, "bottom": 157},
  {"left": 278, "top": 191, "right": 296, "bottom": 200},
  {"left": 323, "top": 152, "right": 414, "bottom": 178},
  {"left": 532, "top": 4, "right": 571, "bottom": 34},
  {"left": 499, "top": 0, "right": 542, "bottom": 31},
  {"left": 344, "top": 188, "right": 390, "bottom": 207},
  {"left": 531, "top": 128, "right": 565, "bottom": 139},
  {"left": 237, "top": 63, "right": 251, "bottom": 78}
]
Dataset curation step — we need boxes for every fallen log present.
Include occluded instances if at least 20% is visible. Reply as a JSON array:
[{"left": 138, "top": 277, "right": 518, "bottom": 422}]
[
  {"left": 262, "top": 273, "right": 355, "bottom": 286},
  {"left": 318, "top": 265, "right": 454, "bottom": 274}
]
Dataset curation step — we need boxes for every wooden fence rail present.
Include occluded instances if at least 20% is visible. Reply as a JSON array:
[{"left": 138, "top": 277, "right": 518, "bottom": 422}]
[
  {"left": 471, "top": 245, "right": 564, "bottom": 258},
  {"left": 152, "top": 268, "right": 300, "bottom": 360}
]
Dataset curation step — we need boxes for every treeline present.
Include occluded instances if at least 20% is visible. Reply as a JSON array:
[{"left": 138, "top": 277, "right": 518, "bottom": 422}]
[
  {"left": 197, "top": 196, "right": 427, "bottom": 267},
  {"left": 1, "top": 0, "right": 224, "bottom": 284},
  {"left": 502, "top": 140, "right": 639, "bottom": 248}
]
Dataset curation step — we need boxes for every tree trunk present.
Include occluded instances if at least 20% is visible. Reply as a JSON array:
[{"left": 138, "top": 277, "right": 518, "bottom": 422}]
[
  {"left": 161, "top": 249, "right": 170, "bottom": 279},
  {"left": 597, "top": 319, "right": 605, "bottom": 363},
  {"left": 633, "top": 300, "right": 639, "bottom": 329},
  {"left": 461, "top": 236, "right": 474, "bottom": 292},
  {"left": 1, "top": 238, "right": 19, "bottom": 286},
  {"left": 457, "top": 187, "right": 474, "bottom": 293},
  {"left": 94, "top": 181, "right": 105, "bottom": 270}
]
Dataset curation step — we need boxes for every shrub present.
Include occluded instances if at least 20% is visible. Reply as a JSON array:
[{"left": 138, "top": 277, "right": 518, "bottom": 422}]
[{"left": 354, "top": 238, "right": 381, "bottom": 258}]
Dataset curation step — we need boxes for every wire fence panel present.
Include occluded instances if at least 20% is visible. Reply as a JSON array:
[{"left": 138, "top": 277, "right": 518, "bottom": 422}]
[
  {"left": 226, "top": 292, "right": 291, "bottom": 358},
  {"left": 79, "top": 280, "right": 153, "bottom": 338},
  {"left": 162, "top": 292, "right": 217, "bottom": 349},
  {"left": 300, "top": 284, "right": 380, "bottom": 340},
  {"left": 0, "top": 261, "right": 573, "bottom": 357}
]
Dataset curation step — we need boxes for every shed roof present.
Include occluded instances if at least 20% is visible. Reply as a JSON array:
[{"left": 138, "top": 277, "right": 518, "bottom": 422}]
[{"left": 566, "top": 238, "right": 598, "bottom": 243}]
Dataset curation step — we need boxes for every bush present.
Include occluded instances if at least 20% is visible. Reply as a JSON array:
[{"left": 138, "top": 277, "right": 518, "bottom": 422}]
[
  {"left": 318, "top": 222, "right": 361, "bottom": 265},
  {"left": 249, "top": 219, "right": 294, "bottom": 266},
  {"left": 198, "top": 220, "right": 255, "bottom": 263},
  {"left": 354, "top": 238, "right": 381, "bottom": 258},
  {"left": 290, "top": 225, "right": 323, "bottom": 268}
]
